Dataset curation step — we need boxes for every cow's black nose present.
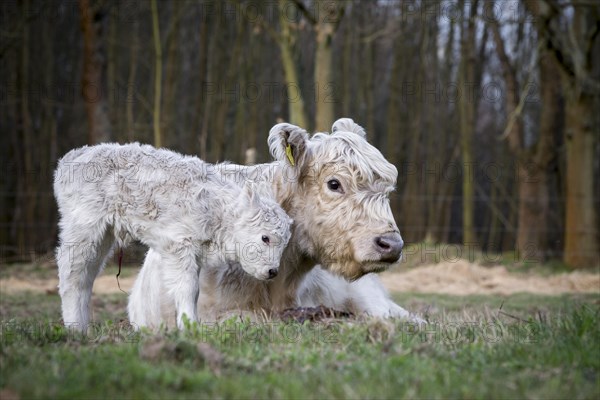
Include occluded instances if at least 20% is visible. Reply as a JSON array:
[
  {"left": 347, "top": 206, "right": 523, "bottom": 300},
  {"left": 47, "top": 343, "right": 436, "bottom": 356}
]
[
  {"left": 268, "top": 268, "right": 278, "bottom": 279},
  {"left": 374, "top": 233, "right": 404, "bottom": 263}
]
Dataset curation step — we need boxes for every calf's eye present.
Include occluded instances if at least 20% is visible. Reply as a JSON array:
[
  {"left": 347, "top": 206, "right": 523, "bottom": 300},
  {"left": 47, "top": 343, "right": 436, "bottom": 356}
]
[
  {"left": 262, "top": 235, "right": 270, "bottom": 244},
  {"left": 327, "top": 179, "right": 341, "bottom": 192}
]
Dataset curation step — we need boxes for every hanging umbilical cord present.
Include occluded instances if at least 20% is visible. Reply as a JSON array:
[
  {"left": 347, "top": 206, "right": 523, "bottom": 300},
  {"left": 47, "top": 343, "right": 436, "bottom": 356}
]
[{"left": 116, "top": 248, "right": 126, "bottom": 294}]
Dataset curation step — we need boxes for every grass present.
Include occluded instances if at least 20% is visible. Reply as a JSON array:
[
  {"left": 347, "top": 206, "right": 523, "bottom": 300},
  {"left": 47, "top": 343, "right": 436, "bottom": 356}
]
[{"left": 1, "top": 289, "right": 599, "bottom": 399}]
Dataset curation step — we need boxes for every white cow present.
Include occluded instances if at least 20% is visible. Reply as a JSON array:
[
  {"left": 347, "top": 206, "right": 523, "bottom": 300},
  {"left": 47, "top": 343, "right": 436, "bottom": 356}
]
[{"left": 129, "top": 119, "right": 422, "bottom": 326}]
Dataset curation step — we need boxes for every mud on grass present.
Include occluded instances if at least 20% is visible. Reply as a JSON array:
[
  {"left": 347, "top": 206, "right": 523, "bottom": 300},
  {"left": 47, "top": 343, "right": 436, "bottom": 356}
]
[{"left": 1, "top": 291, "right": 599, "bottom": 399}]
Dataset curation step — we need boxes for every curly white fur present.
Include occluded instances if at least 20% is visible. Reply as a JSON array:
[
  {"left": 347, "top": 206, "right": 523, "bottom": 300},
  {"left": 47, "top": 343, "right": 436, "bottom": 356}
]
[
  {"left": 54, "top": 143, "right": 292, "bottom": 331},
  {"left": 129, "top": 119, "right": 422, "bottom": 327}
]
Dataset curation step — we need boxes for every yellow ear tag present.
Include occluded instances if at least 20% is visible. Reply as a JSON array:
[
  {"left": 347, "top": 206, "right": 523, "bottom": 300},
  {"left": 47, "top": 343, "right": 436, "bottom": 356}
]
[{"left": 285, "top": 144, "right": 295, "bottom": 166}]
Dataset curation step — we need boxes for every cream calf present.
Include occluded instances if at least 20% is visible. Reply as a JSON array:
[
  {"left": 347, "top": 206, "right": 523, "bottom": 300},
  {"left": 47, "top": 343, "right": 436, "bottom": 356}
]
[{"left": 54, "top": 143, "right": 292, "bottom": 331}]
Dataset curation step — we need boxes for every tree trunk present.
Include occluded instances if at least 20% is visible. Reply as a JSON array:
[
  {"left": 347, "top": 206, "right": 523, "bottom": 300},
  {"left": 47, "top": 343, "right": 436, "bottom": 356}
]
[
  {"left": 234, "top": 68, "right": 247, "bottom": 162},
  {"left": 213, "top": 15, "right": 245, "bottom": 162},
  {"left": 434, "top": 12, "right": 458, "bottom": 245},
  {"left": 362, "top": 38, "right": 375, "bottom": 138},
  {"left": 150, "top": 0, "right": 163, "bottom": 147},
  {"left": 564, "top": 93, "right": 599, "bottom": 267},
  {"left": 386, "top": 39, "right": 404, "bottom": 166},
  {"left": 79, "top": 0, "right": 111, "bottom": 144},
  {"left": 246, "top": 27, "right": 260, "bottom": 160},
  {"left": 386, "top": 34, "right": 408, "bottom": 231},
  {"left": 107, "top": 10, "right": 117, "bottom": 138},
  {"left": 458, "top": 0, "right": 478, "bottom": 246},
  {"left": 314, "top": 14, "right": 335, "bottom": 132},
  {"left": 163, "top": 1, "right": 183, "bottom": 147},
  {"left": 126, "top": 19, "right": 138, "bottom": 142},
  {"left": 341, "top": 20, "right": 353, "bottom": 117},
  {"left": 278, "top": 0, "right": 308, "bottom": 128},
  {"left": 194, "top": 16, "right": 209, "bottom": 156},
  {"left": 490, "top": 10, "right": 559, "bottom": 262},
  {"left": 423, "top": 13, "right": 440, "bottom": 242},
  {"left": 19, "top": 0, "right": 35, "bottom": 255},
  {"left": 514, "top": 163, "right": 548, "bottom": 261},
  {"left": 200, "top": 17, "right": 219, "bottom": 160},
  {"left": 524, "top": 0, "right": 599, "bottom": 267},
  {"left": 525, "top": 51, "right": 561, "bottom": 261},
  {"left": 313, "top": 0, "right": 342, "bottom": 132},
  {"left": 42, "top": 11, "right": 58, "bottom": 245},
  {"left": 401, "top": 16, "right": 427, "bottom": 242}
]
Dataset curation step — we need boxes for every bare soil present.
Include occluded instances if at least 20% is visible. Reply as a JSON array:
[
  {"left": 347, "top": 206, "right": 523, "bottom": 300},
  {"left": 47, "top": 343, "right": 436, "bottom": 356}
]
[
  {"left": 1, "top": 261, "right": 598, "bottom": 296},
  {"left": 0, "top": 274, "right": 136, "bottom": 295},
  {"left": 381, "top": 260, "right": 600, "bottom": 295}
]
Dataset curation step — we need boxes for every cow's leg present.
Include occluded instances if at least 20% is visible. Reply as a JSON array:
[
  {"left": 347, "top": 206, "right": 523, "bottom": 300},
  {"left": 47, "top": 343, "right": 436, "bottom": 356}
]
[
  {"left": 56, "top": 220, "right": 115, "bottom": 332},
  {"left": 296, "top": 266, "right": 424, "bottom": 322},
  {"left": 295, "top": 266, "right": 352, "bottom": 309},
  {"left": 347, "top": 273, "right": 412, "bottom": 318}
]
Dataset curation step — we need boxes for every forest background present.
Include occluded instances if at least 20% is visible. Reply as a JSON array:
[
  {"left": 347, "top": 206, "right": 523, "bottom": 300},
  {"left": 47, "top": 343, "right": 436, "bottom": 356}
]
[{"left": 1, "top": 0, "right": 598, "bottom": 268}]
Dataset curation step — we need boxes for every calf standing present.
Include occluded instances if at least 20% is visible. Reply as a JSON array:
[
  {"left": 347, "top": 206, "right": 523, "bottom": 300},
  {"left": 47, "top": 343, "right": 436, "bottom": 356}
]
[{"left": 54, "top": 143, "right": 292, "bottom": 331}]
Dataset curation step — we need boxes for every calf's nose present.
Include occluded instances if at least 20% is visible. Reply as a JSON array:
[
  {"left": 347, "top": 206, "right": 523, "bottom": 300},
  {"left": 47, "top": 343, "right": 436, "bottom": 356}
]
[{"left": 374, "top": 233, "right": 404, "bottom": 263}]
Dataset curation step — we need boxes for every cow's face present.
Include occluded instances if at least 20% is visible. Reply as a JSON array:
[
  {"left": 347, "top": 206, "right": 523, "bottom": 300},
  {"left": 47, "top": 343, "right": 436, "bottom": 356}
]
[{"left": 268, "top": 119, "right": 403, "bottom": 280}]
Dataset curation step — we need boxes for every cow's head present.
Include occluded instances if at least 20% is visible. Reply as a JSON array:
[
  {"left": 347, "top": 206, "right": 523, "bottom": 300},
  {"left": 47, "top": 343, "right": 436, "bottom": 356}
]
[{"left": 268, "top": 118, "right": 403, "bottom": 280}]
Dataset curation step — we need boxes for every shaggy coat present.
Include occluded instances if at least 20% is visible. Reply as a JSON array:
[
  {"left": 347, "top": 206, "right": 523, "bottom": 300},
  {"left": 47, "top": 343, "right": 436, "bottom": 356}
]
[
  {"left": 129, "top": 119, "right": 420, "bottom": 326},
  {"left": 54, "top": 143, "right": 292, "bottom": 331}
]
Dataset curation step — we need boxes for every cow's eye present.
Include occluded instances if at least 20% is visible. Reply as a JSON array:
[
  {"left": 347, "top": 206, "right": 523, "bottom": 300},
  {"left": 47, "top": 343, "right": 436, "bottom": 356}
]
[
  {"left": 327, "top": 179, "right": 341, "bottom": 192},
  {"left": 262, "top": 235, "right": 270, "bottom": 244}
]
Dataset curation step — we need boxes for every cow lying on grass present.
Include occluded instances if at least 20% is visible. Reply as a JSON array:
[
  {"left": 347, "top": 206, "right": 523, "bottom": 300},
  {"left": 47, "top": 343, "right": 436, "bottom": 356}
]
[
  {"left": 54, "top": 143, "right": 292, "bottom": 331},
  {"left": 129, "top": 119, "right": 423, "bottom": 327}
]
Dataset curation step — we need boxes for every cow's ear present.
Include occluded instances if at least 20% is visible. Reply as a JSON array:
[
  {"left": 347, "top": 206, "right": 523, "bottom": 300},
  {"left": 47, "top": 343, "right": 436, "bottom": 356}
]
[
  {"left": 268, "top": 123, "right": 309, "bottom": 168},
  {"left": 331, "top": 118, "right": 367, "bottom": 139}
]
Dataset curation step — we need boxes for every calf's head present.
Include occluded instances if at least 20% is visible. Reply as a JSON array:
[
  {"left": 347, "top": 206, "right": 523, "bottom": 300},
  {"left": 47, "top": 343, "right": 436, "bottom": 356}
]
[
  {"left": 268, "top": 118, "right": 403, "bottom": 281},
  {"left": 229, "top": 183, "right": 293, "bottom": 280}
]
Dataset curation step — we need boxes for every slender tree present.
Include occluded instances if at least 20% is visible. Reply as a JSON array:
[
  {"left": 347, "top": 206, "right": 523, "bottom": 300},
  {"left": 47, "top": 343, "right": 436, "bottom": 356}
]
[
  {"left": 79, "top": 0, "right": 111, "bottom": 144},
  {"left": 277, "top": 0, "right": 309, "bottom": 127},
  {"left": 151, "top": 0, "right": 163, "bottom": 147},
  {"left": 458, "top": 0, "right": 478, "bottom": 246},
  {"left": 126, "top": 19, "right": 139, "bottom": 142},
  {"left": 309, "top": 0, "right": 345, "bottom": 131}
]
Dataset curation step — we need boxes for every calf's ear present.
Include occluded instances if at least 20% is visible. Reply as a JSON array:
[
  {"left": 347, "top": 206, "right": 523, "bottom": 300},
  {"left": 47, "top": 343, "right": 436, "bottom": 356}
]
[
  {"left": 331, "top": 118, "right": 367, "bottom": 139},
  {"left": 241, "top": 181, "right": 260, "bottom": 207},
  {"left": 268, "top": 123, "right": 309, "bottom": 168}
]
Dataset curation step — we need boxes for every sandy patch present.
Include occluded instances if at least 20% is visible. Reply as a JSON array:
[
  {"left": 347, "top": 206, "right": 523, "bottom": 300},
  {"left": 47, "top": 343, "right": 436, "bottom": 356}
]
[
  {"left": 0, "top": 274, "right": 136, "bottom": 295},
  {"left": 1, "top": 261, "right": 599, "bottom": 296},
  {"left": 381, "top": 260, "right": 600, "bottom": 295}
]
